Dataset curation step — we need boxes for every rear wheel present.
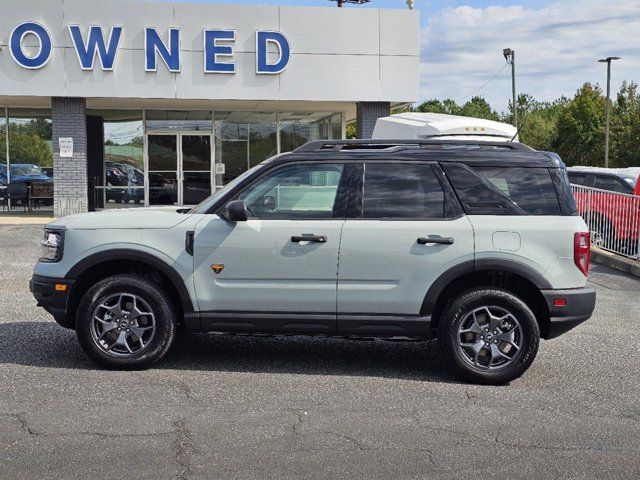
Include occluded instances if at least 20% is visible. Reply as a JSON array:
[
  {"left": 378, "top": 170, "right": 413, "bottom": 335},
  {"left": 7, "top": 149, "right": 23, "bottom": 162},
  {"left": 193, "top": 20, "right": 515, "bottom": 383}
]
[
  {"left": 76, "top": 274, "right": 177, "bottom": 369},
  {"left": 438, "top": 288, "right": 540, "bottom": 385}
]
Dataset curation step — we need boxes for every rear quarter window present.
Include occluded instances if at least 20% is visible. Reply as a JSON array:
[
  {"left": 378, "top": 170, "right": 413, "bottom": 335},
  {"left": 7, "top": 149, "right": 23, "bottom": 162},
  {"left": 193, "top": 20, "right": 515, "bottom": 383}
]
[
  {"left": 472, "top": 166, "right": 562, "bottom": 215},
  {"left": 442, "top": 163, "right": 562, "bottom": 216}
]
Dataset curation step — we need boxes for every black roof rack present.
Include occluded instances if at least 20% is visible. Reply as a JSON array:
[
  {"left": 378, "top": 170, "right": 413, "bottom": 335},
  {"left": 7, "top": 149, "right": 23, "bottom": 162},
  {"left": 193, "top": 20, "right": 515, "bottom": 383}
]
[{"left": 293, "top": 139, "right": 535, "bottom": 153}]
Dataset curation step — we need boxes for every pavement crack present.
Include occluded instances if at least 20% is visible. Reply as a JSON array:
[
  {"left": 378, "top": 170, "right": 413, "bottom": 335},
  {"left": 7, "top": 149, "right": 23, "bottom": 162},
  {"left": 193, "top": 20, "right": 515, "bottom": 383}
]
[
  {"left": 322, "top": 430, "right": 368, "bottom": 451},
  {"left": 15, "top": 413, "right": 38, "bottom": 436},
  {"left": 292, "top": 411, "right": 307, "bottom": 435},
  {"left": 174, "top": 418, "right": 194, "bottom": 480}
]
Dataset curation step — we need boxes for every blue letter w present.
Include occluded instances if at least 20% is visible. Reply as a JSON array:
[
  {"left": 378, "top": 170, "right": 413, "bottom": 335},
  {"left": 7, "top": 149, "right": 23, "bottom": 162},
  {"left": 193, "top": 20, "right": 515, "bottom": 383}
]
[{"left": 68, "top": 25, "right": 123, "bottom": 70}]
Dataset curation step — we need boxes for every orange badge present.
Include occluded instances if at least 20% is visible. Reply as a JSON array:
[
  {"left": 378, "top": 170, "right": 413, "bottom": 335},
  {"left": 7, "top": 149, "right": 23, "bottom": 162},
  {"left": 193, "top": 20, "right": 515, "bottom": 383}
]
[{"left": 211, "top": 264, "right": 225, "bottom": 274}]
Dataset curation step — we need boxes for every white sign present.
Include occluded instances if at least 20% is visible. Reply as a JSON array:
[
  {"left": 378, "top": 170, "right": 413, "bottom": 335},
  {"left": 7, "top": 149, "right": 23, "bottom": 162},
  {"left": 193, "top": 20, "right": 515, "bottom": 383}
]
[
  {"left": 215, "top": 163, "right": 226, "bottom": 175},
  {"left": 59, "top": 137, "right": 73, "bottom": 158}
]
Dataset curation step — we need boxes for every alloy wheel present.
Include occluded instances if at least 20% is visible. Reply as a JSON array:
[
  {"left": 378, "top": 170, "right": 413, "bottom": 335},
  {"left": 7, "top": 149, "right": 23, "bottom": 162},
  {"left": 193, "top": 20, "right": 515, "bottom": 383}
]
[
  {"left": 90, "top": 293, "right": 157, "bottom": 357},
  {"left": 456, "top": 305, "right": 524, "bottom": 370}
]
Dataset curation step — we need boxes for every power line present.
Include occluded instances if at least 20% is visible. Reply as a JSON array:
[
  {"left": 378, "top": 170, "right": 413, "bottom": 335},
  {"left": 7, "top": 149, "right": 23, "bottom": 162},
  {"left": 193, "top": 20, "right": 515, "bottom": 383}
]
[{"left": 454, "top": 63, "right": 508, "bottom": 102}]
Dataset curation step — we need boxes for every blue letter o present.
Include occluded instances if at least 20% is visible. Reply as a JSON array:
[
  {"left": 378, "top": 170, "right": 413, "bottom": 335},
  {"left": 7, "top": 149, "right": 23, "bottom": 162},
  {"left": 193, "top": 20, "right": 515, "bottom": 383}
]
[{"left": 10, "top": 22, "right": 53, "bottom": 69}]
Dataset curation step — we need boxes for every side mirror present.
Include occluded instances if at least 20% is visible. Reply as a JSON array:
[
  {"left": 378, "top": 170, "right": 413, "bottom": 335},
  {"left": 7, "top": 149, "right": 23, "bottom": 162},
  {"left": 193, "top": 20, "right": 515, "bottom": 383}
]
[
  {"left": 263, "top": 195, "right": 277, "bottom": 211},
  {"left": 222, "top": 200, "right": 248, "bottom": 222}
]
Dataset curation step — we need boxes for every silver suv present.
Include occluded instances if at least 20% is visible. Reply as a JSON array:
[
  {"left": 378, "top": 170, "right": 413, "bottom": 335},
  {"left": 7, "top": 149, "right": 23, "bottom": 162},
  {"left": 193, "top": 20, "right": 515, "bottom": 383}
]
[{"left": 30, "top": 140, "right": 596, "bottom": 384}]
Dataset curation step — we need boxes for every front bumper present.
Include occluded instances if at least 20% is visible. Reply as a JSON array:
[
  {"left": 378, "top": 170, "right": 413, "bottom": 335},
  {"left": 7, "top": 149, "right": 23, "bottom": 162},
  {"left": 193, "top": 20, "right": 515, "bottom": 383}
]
[
  {"left": 541, "top": 286, "right": 596, "bottom": 339},
  {"left": 29, "top": 274, "right": 74, "bottom": 320}
]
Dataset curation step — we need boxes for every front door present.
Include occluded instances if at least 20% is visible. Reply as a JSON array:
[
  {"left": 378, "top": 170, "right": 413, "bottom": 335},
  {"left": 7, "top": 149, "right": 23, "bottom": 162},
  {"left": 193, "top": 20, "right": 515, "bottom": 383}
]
[
  {"left": 147, "top": 134, "right": 212, "bottom": 206},
  {"left": 336, "top": 161, "right": 475, "bottom": 336},
  {"left": 193, "top": 161, "right": 351, "bottom": 334}
]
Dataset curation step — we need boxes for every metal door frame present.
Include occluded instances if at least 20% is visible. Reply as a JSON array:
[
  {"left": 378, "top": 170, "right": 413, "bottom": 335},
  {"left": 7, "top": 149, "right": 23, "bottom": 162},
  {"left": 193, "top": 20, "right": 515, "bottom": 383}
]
[{"left": 145, "top": 131, "right": 214, "bottom": 206}]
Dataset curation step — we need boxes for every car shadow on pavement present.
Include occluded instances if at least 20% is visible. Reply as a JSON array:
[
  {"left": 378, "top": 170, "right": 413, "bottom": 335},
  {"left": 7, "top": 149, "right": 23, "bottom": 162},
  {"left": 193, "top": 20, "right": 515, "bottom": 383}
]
[{"left": 0, "top": 320, "right": 462, "bottom": 383}]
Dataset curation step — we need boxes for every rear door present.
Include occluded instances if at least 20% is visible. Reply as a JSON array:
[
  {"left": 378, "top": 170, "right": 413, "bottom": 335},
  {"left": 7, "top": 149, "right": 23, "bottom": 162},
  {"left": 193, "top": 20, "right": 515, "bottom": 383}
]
[{"left": 336, "top": 161, "right": 474, "bottom": 336}]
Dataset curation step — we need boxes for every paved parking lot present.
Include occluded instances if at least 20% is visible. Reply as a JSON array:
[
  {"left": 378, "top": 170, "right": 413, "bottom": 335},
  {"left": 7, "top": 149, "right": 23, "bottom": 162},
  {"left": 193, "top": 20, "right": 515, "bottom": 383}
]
[{"left": 1, "top": 224, "right": 639, "bottom": 479}]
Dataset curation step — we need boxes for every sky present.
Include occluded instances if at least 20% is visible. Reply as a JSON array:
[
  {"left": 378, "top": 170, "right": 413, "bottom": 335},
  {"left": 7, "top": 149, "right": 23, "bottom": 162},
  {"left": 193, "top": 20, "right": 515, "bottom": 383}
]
[{"left": 163, "top": 0, "right": 639, "bottom": 112}]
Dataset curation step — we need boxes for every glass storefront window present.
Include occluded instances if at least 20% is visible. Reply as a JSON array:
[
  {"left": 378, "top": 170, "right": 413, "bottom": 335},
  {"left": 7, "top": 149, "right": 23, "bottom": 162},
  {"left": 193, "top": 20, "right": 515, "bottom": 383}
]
[
  {"left": 0, "top": 109, "right": 6, "bottom": 170},
  {"left": 88, "top": 110, "right": 143, "bottom": 209},
  {"left": 214, "top": 111, "right": 277, "bottom": 185},
  {"left": 280, "top": 112, "right": 342, "bottom": 153},
  {"left": 7, "top": 109, "right": 53, "bottom": 211},
  {"left": 146, "top": 110, "right": 212, "bottom": 132}
]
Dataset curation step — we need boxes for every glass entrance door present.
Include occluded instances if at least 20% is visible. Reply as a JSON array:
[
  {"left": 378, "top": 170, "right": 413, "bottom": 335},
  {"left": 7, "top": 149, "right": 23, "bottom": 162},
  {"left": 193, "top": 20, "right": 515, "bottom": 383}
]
[
  {"left": 147, "top": 134, "right": 212, "bottom": 206},
  {"left": 148, "top": 135, "right": 178, "bottom": 205},
  {"left": 181, "top": 135, "right": 211, "bottom": 205}
]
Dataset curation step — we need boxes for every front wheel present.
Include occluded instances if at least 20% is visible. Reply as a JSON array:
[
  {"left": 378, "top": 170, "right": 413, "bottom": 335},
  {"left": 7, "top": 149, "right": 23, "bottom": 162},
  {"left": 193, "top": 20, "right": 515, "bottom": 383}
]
[
  {"left": 438, "top": 288, "right": 540, "bottom": 385},
  {"left": 76, "top": 274, "right": 177, "bottom": 369}
]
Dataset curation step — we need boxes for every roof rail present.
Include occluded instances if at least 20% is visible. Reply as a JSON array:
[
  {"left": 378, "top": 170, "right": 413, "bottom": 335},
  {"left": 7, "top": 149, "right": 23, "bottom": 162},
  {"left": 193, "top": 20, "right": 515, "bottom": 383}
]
[{"left": 293, "top": 139, "right": 535, "bottom": 153}]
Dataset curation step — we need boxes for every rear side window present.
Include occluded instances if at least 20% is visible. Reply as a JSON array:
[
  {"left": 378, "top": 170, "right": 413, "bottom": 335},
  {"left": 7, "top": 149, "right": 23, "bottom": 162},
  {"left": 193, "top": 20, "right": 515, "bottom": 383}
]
[
  {"left": 568, "top": 173, "right": 587, "bottom": 185},
  {"left": 362, "top": 163, "right": 445, "bottom": 219},
  {"left": 594, "top": 175, "right": 633, "bottom": 194},
  {"left": 441, "top": 163, "right": 561, "bottom": 215},
  {"left": 472, "top": 166, "right": 561, "bottom": 215}
]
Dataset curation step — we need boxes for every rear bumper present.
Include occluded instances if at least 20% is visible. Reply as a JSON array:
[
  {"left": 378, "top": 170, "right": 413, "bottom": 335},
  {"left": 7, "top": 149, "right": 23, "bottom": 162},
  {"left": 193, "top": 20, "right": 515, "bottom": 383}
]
[
  {"left": 541, "top": 286, "right": 596, "bottom": 339},
  {"left": 29, "top": 274, "right": 73, "bottom": 320}
]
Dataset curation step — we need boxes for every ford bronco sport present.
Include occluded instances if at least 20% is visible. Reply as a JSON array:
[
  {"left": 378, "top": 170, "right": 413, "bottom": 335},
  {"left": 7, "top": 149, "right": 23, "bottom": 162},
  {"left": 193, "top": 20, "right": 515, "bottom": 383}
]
[{"left": 30, "top": 140, "right": 596, "bottom": 384}]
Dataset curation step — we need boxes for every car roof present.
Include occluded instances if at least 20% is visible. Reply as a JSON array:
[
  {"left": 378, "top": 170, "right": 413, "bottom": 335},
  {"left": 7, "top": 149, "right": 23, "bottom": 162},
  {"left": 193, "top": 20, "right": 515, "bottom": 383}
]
[
  {"left": 281, "top": 139, "right": 562, "bottom": 168},
  {"left": 568, "top": 166, "right": 640, "bottom": 179}
]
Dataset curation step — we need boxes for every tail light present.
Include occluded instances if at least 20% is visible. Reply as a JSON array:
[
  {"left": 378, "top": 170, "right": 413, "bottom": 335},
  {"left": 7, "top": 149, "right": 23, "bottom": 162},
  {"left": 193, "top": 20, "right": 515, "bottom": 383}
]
[{"left": 574, "top": 232, "right": 591, "bottom": 276}]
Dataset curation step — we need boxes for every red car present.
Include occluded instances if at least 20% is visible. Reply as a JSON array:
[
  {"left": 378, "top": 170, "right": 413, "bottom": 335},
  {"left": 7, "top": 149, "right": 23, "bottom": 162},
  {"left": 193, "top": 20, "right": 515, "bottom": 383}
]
[{"left": 568, "top": 168, "right": 640, "bottom": 253}]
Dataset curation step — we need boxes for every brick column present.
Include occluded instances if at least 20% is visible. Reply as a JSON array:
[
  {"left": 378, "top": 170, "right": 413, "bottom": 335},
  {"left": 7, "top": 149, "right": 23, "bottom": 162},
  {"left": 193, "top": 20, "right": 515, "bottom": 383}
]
[
  {"left": 52, "top": 97, "right": 88, "bottom": 217},
  {"left": 356, "top": 102, "right": 390, "bottom": 139}
]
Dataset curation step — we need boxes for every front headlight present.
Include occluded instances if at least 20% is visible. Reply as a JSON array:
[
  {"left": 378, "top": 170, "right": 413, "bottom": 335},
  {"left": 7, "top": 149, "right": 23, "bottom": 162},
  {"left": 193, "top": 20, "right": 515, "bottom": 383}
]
[{"left": 40, "top": 229, "right": 64, "bottom": 263}]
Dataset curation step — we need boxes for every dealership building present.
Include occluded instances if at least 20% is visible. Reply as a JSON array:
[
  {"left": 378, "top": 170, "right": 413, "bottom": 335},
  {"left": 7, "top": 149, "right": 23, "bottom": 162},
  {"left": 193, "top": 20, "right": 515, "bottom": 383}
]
[{"left": 0, "top": 0, "right": 419, "bottom": 217}]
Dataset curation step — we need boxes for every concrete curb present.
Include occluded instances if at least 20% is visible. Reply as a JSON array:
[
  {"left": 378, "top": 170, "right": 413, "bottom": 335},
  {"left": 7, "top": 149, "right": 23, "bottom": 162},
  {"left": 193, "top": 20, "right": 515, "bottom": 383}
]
[
  {"left": 0, "top": 216, "right": 54, "bottom": 225},
  {"left": 591, "top": 246, "right": 640, "bottom": 278}
]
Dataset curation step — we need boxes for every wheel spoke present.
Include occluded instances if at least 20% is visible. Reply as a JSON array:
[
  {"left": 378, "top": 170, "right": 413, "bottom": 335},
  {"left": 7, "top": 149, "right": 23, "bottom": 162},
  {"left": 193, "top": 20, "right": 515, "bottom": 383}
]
[
  {"left": 460, "top": 312, "right": 485, "bottom": 335},
  {"left": 489, "top": 343, "right": 510, "bottom": 365},
  {"left": 108, "top": 331, "right": 133, "bottom": 353}
]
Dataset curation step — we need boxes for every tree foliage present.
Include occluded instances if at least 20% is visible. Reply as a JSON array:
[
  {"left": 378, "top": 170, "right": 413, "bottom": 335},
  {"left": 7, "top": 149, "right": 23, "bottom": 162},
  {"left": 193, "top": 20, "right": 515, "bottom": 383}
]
[{"left": 407, "top": 81, "right": 640, "bottom": 168}]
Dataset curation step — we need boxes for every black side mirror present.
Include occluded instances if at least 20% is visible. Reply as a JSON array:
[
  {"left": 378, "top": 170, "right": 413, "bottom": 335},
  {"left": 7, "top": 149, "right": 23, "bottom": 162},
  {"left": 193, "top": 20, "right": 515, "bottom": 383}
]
[{"left": 222, "top": 200, "right": 248, "bottom": 222}]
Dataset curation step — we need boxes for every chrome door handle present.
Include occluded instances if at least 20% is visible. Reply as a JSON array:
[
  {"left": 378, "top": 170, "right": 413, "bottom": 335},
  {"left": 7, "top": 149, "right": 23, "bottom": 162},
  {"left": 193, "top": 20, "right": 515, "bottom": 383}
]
[
  {"left": 291, "top": 234, "right": 327, "bottom": 243},
  {"left": 417, "top": 236, "right": 454, "bottom": 245}
]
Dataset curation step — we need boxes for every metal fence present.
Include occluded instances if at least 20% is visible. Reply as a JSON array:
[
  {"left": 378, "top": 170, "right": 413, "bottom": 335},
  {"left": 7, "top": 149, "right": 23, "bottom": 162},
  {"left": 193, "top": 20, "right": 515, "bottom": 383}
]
[{"left": 571, "top": 184, "right": 640, "bottom": 260}]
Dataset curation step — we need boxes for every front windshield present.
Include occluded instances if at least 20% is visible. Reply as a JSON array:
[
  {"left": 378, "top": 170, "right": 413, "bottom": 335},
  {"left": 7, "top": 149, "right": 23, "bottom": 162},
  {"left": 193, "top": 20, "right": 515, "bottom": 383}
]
[
  {"left": 623, "top": 176, "right": 637, "bottom": 189},
  {"left": 190, "top": 163, "right": 264, "bottom": 214},
  {"left": 12, "top": 165, "right": 44, "bottom": 176}
]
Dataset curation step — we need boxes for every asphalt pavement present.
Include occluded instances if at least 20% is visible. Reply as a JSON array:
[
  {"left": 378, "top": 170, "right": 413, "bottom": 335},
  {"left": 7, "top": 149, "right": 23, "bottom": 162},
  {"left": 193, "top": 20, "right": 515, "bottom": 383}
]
[{"left": 0, "top": 224, "right": 639, "bottom": 479}]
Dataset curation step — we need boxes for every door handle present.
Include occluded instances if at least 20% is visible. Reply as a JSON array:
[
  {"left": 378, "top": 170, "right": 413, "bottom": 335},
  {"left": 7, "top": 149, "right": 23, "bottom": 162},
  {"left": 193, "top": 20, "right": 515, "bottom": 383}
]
[
  {"left": 291, "top": 234, "right": 327, "bottom": 243},
  {"left": 417, "top": 236, "right": 454, "bottom": 245}
]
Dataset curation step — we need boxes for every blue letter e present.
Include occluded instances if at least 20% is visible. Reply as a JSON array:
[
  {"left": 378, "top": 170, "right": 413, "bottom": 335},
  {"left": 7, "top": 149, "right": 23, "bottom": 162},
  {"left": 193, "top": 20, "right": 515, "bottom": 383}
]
[
  {"left": 256, "top": 31, "right": 290, "bottom": 75},
  {"left": 203, "top": 30, "right": 235, "bottom": 73}
]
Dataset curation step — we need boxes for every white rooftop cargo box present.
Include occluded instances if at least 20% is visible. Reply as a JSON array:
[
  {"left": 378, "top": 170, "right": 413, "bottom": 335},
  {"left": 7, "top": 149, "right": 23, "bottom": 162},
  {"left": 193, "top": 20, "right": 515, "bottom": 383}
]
[{"left": 372, "top": 112, "right": 518, "bottom": 142}]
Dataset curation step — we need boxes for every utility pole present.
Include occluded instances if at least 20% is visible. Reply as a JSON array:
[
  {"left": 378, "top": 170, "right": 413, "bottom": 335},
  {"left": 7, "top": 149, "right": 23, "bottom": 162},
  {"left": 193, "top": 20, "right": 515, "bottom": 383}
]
[
  {"left": 598, "top": 56, "right": 621, "bottom": 168},
  {"left": 503, "top": 48, "right": 517, "bottom": 130}
]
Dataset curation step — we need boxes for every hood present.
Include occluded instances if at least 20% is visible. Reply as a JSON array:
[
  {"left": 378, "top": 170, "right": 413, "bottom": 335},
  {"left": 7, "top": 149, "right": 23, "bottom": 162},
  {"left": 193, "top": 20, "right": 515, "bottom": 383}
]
[{"left": 47, "top": 207, "right": 192, "bottom": 230}]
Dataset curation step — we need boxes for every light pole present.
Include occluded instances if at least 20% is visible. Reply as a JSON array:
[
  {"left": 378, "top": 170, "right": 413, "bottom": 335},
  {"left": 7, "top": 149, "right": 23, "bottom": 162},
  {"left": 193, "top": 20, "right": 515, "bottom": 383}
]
[
  {"left": 597, "top": 56, "right": 621, "bottom": 168},
  {"left": 503, "top": 48, "right": 517, "bottom": 130}
]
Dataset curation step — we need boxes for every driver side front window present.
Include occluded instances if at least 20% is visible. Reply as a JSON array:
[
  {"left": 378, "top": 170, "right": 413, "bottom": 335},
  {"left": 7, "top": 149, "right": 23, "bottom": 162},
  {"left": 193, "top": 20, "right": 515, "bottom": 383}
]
[{"left": 236, "top": 163, "right": 345, "bottom": 219}]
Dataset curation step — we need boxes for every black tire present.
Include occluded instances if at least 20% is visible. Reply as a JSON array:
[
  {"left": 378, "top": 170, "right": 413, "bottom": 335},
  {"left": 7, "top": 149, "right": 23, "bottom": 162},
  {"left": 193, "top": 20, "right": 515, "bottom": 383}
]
[
  {"left": 438, "top": 287, "right": 540, "bottom": 385},
  {"left": 76, "top": 274, "right": 177, "bottom": 369}
]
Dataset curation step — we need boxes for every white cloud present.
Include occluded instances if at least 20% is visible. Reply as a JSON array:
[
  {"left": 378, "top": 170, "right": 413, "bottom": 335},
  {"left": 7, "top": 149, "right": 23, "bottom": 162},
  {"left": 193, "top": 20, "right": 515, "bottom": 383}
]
[{"left": 420, "top": 0, "right": 640, "bottom": 111}]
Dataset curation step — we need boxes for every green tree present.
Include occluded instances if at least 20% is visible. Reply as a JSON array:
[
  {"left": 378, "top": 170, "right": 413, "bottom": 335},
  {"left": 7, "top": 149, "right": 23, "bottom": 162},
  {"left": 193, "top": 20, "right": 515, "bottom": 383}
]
[
  {"left": 508, "top": 94, "right": 568, "bottom": 151},
  {"left": 458, "top": 96, "right": 500, "bottom": 121},
  {"left": 611, "top": 81, "right": 640, "bottom": 168},
  {"left": 553, "top": 83, "right": 606, "bottom": 166}
]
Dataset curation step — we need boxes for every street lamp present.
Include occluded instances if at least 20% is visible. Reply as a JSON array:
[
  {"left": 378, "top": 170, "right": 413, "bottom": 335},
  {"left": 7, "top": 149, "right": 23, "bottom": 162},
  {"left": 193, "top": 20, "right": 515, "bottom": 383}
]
[
  {"left": 597, "top": 56, "right": 621, "bottom": 168},
  {"left": 503, "top": 48, "right": 517, "bottom": 130}
]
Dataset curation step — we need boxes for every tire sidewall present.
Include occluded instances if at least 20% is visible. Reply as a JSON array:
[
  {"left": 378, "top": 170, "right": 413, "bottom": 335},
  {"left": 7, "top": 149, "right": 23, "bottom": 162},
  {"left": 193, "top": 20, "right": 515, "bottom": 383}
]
[
  {"left": 76, "top": 275, "right": 176, "bottom": 369},
  {"left": 439, "top": 288, "right": 540, "bottom": 385}
]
